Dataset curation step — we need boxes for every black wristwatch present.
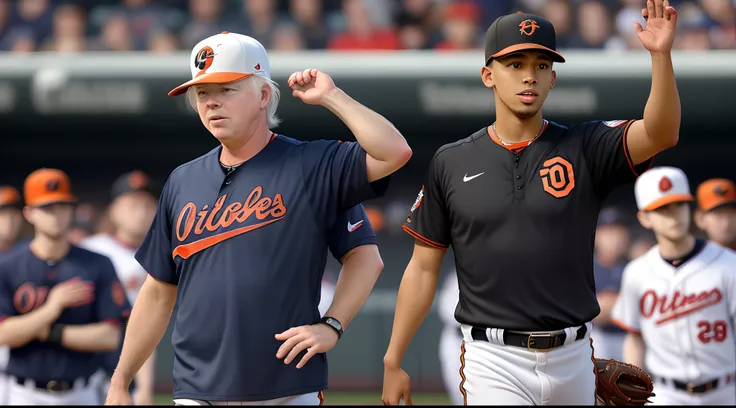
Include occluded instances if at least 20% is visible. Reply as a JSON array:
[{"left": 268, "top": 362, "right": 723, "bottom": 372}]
[{"left": 320, "top": 316, "right": 343, "bottom": 339}]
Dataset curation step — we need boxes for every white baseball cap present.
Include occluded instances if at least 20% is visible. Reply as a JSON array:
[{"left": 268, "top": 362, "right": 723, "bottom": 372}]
[
  {"left": 634, "top": 166, "right": 694, "bottom": 211},
  {"left": 168, "top": 32, "right": 271, "bottom": 97}
]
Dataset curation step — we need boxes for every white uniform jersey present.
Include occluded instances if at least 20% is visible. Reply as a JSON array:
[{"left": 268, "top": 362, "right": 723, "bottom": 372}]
[
  {"left": 80, "top": 234, "right": 147, "bottom": 304},
  {"left": 611, "top": 241, "right": 736, "bottom": 380}
]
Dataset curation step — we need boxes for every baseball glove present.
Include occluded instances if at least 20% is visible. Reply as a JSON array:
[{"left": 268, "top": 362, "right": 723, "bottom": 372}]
[{"left": 594, "top": 358, "right": 655, "bottom": 405}]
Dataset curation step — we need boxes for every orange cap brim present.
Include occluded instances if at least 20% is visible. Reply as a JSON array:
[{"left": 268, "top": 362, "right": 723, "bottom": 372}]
[
  {"left": 168, "top": 72, "right": 254, "bottom": 97},
  {"left": 27, "top": 193, "right": 77, "bottom": 208},
  {"left": 643, "top": 194, "right": 694, "bottom": 211},
  {"left": 489, "top": 43, "right": 566, "bottom": 63},
  {"left": 700, "top": 199, "right": 736, "bottom": 212}
]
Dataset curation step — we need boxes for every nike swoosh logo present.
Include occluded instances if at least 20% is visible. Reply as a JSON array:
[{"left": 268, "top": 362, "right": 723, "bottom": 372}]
[
  {"left": 347, "top": 220, "right": 364, "bottom": 232},
  {"left": 172, "top": 218, "right": 283, "bottom": 259},
  {"left": 463, "top": 172, "right": 484, "bottom": 182}
]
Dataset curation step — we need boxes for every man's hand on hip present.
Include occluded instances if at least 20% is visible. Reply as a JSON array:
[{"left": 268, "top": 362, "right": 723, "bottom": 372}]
[{"left": 275, "top": 324, "right": 339, "bottom": 369}]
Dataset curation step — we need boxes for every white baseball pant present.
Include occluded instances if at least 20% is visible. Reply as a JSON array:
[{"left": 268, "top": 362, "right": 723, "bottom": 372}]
[
  {"left": 0, "top": 345, "right": 9, "bottom": 405},
  {"left": 648, "top": 375, "right": 736, "bottom": 405},
  {"left": 459, "top": 322, "right": 596, "bottom": 405},
  {"left": 173, "top": 391, "right": 323, "bottom": 406},
  {"left": 6, "top": 376, "right": 100, "bottom": 405},
  {"left": 439, "top": 326, "right": 465, "bottom": 405}
]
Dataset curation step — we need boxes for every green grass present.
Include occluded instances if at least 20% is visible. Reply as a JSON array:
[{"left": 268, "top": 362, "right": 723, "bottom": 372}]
[{"left": 155, "top": 392, "right": 451, "bottom": 405}]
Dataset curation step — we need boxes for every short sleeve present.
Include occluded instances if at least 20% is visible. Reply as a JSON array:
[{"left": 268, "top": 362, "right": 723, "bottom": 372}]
[
  {"left": 0, "top": 265, "right": 17, "bottom": 321},
  {"left": 579, "top": 120, "right": 655, "bottom": 198},
  {"left": 327, "top": 204, "right": 378, "bottom": 263},
  {"left": 610, "top": 263, "right": 642, "bottom": 334},
  {"left": 95, "top": 257, "right": 132, "bottom": 323},
  {"left": 302, "top": 140, "right": 390, "bottom": 220},
  {"left": 402, "top": 152, "right": 451, "bottom": 249},
  {"left": 135, "top": 178, "right": 178, "bottom": 285}
]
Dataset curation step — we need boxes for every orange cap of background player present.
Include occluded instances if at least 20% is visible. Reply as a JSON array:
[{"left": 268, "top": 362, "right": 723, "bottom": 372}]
[
  {"left": 697, "top": 178, "right": 736, "bottom": 212},
  {"left": 23, "top": 168, "right": 77, "bottom": 207},
  {"left": 0, "top": 186, "right": 21, "bottom": 209}
]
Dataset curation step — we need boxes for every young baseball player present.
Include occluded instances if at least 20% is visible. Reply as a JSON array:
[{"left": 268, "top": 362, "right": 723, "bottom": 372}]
[
  {"left": 436, "top": 271, "right": 464, "bottom": 406},
  {"left": 611, "top": 166, "right": 736, "bottom": 405},
  {"left": 104, "top": 32, "right": 409, "bottom": 406},
  {"left": 80, "top": 171, "right": 159, "bottom": 406},
  {"left": 382, "top": 1, "right": 682, "bottom": 405},
  {"left": 0, "top": 186, "right": 24, "bottom": 405},
  {"left": 695, "top": 178, "right": 736, "bottom": 251},
  {"left": 0, "top": 168, "right": 132, "bottom": 405}
]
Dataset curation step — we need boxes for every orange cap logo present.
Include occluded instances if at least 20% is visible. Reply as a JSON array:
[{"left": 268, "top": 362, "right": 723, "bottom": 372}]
[
  {"left": 194, "top": 46, "right": 215, "bottom": 72},
  {"left": 659, "top": 176, "right": 672, "bottom": 192},
  {"left": 519, "top": 19, "right": 540, "bottom": 36}
]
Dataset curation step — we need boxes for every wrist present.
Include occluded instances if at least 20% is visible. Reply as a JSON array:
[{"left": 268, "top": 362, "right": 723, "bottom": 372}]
[
  {"left": 319, "top": 88, "right": 347, "bottom": 110},
  {"left": 383, "top": 355, "right": 402, "bottom": 369},
  {"left": 109, "top": 373, "right": 132, "bottom": 390},
  {"left": 43, "top": 323, "right": 65, "bottom": 345},
  {"left": 319, "top": 316, "right": 343, "bottom": 340}
]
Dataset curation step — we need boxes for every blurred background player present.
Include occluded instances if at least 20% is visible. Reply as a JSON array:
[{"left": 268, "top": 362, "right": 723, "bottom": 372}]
[
  {"left": 0, "top": 168, "right": 131, "bottom": 405},
  {"left": 436, "top": 270, "right": 463, "bottom": 406},
  {"left": 0, "top": 186, "right": 24, "bottom": 405},
  {"left": 612, "top": 166, "right": 736, "bottom": 405},
  {"left": 0, "top": 186, "right": 24, "bottom": 257},
  {"left": 590, "top": 207, "right": 631, "bottom": 361},
  {"left": 80, "top": 170, "right": 158, "bottom": 405},
  {"left": 695, "top": 178, "right": 736, "bottom": 251}
]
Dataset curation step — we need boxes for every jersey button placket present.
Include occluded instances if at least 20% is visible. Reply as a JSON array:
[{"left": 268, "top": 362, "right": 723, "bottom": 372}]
[{"left": 513, "top": 153, "right": 525, "bottom": 199}]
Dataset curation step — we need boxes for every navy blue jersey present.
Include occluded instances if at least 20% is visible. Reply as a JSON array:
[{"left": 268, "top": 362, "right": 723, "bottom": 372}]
[
  {"left": 135, "top": 135, "right": 388, "bottom": 401},
  {"left": 0, "top": 244, "right": 131, "bottom": 382},
  {"left": 328, "top": 204, "right": 377, "bottom": 263}
]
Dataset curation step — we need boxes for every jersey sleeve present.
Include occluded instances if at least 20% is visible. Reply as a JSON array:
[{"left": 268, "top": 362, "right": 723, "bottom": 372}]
[
  {"left": 94, "top": 257, "right": 132, "bottom": 324},
  {"left": 134, "top": 178, "right": 178, "bottom": 285},
  {"left": 723, "top": 257, "right": 736, "bottom": 318},
  {"left": 610, "top": 263, "right": 642, "bottom": 334},
  {"left": 327, "top": 204, "right": 378, "bottom": 263},
  {"left": 302, "top": 140, "right": 390, "bottom": 221},
  {"left": 578, "top": 120, "right": 655, "bottom": 198},
  {"left": 402, "top": 152, "right": 451, "bottom": 249}
]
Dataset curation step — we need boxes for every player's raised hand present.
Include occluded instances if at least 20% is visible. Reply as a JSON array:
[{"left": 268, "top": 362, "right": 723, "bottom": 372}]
[
  {"left": 381, "top": 365, "right": 413, "bottom": 406},
  {"left": 287, "top": 69, "right": 337, "bottom": 106},
  {"left": 636, "top": 0, "right": 677, "bottom": 53},
  {"left": 275, "top": 323, "right": 339, "bottom": 369},
  {"left": 46, "top": 277, "right": 95, "bottom": 310}
]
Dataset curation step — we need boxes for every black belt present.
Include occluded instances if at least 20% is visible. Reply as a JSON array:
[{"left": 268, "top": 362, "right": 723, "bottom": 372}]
[
  {"left": 652, "top": 374, "right": 733, "bottom": 394},
  {"left": 470, "top": 324, "right": 587, "bottom": 351},
  {"left": 14, "top": 376, "right": 90, "bottom": 392}
]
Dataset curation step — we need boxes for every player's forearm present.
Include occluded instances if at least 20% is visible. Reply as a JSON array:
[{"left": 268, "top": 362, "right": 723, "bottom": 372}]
[
  {"left": 133, "top": 350, "right": 157, "bottom": 401},
  {"left": 0, "top": 304, "right": 61, "bottom": 348},
  {"left": 383, "top": 262, "right": 440, "bottom": 368},
  {"left": 622, "top": 332, "right": 646, "bottom": 368},
  {"left": 324, "top": 246, "right": 383, "bottom": 330},
  {"left": 320, "top": 88, "right": 412, "bottom": 181},
  {"left": 110, "top": 279, "right": 176, "bottom": 389},
  {"left": 58, "top": 322, "right": 121, "bottom": 352},
  {"left": 642, "top": 52, "right": 680, "bottom": 149}
]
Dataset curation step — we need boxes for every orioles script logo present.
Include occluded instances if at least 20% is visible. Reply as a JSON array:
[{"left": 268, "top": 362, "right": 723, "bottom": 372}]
[
  {"left": 172, "top": 186, "right": 286, "bottom": 260},
  {"left": 640, "top": 288, "right": 723, "bottom": 325}
]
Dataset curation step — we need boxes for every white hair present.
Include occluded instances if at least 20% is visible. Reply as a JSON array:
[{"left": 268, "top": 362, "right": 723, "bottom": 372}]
[{"left": 186, "top": 75, "right": 282, "bottom": 129}]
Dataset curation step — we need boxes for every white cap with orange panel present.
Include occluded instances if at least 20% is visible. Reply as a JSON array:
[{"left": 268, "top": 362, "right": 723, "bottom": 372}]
[
  {"left": 634, "top": 166, "right": 694, "bottom": 211},
  {"left": 168, "top": 32, "right": 272, "bottom": 97}
]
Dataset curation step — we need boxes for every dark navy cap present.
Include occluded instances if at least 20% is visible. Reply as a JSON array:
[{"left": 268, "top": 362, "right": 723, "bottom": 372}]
[
  {"left": 111, "top": 171, "right": 157, "bottom": 201},
  {"left": 597, "top": 207, "right": 628, "bottom": 227}
]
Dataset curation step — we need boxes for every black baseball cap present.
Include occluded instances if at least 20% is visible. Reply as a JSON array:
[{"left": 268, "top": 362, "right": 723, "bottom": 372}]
[
  {"left": 111, "top": 171, "right": 157, "bottom": 201},
  {"left": 484, "top": 12, "right": 566, "bottom": 65}
]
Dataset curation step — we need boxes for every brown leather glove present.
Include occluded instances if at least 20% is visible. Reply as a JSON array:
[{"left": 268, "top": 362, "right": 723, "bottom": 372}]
[{"left": 594, "top": 358, "right": 656, "bottom": 405}]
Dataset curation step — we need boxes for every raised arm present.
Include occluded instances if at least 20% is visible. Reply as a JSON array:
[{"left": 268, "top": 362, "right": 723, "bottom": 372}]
[
  {"left": 625, "top": 0, "right": 681, "bottom": 165},
  {"left": 289, "top": 69, "right": 412, "bottom": 182}
]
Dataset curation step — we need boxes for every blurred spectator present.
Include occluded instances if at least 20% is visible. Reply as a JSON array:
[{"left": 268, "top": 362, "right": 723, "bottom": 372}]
[
  {"left": 89, "top": 0, "right": 185, "bottom": 51},
  {"left": 12, "top": 0, "right": 54, "bottom": 45},
  {"left": 0, "top": 0, "right": 9, "bottom": 46},
  {"left": 328, "top": 0, "right": 400, "bottom": 50},
  {"left": 568, "top": 0, "right": 623, "bottom": 49},
  {"left": 42, "top": 2, "right": 87, "bottom": 53},
  {"left": 147, "top": 29, "right": 179, "bottom": 53},
  {"left": 2, "top": 26, "right": 36, "bottom": 52},
  {"left": 628, "top": 232, "right": 656, "bottom": 261},
  {"left": 271, "top": 22, "right": 305, "bottom": 50},
  {"left": 396, "top": 11, "right": 430, "bottom": 49},
  {"left": 289, "top": 0, "right": 331, "bottom": 49},
  {"left": 225, "top": 0, "right": 288, "bottom": 50},
  {"left": 698, "top": 0, "right": 736, "bottom": 49},
  {"left": 540, "top": 0, "right": 575, "bottom": 48},
  {"left": 180, "top": 0, "right": 225, "bottom": 50},
  {"left": 434, "top": 1, "right": 483, "bottom": 51},
  {"left": 673, "top": 1, "right": 715, "bottom": 50},
  {"left": 614, "top": 0, "right": 648, "bottom": 50},
  {"left": 91, "top": 12, "right": 133, "bottom": 51},
  {"left": 67, "top": 202, "right": 99, "bottom": 245}
]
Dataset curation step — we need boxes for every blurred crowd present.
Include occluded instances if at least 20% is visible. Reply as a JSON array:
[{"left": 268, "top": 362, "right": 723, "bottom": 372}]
[{"left": 0, "top": 0, "right": 734, "bottom": 54}]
